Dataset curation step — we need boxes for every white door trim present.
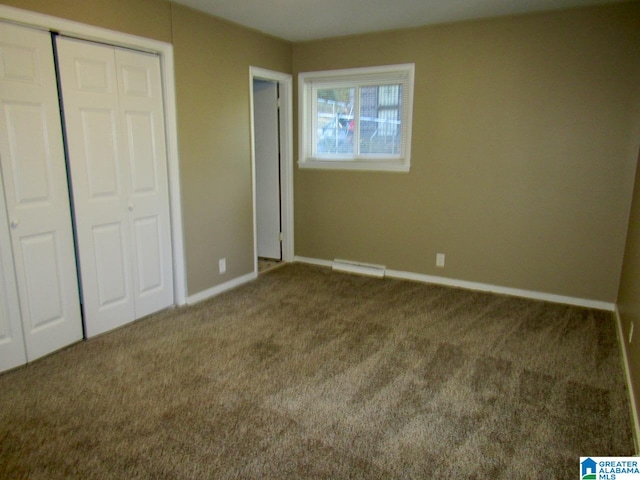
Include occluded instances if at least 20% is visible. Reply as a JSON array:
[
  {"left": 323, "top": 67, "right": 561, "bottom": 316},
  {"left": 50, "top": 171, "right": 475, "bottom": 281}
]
[
  {"left": 249, "top": 67, "right": 294, "bottom": 272},
  {"left": 0, "top": 4, "right": 187, "bottom": 306}
]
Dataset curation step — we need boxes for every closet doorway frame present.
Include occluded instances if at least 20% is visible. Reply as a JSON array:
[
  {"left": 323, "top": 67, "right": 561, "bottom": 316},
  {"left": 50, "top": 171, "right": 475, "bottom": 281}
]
[{"left": 0, "top": 4, "right": 187, "bottom": 306}]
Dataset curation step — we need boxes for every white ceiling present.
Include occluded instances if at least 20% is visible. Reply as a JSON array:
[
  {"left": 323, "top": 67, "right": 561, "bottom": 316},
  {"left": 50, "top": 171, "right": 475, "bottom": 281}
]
[{"left": 170, "top": 0, "right": 623, "bottom": 42}]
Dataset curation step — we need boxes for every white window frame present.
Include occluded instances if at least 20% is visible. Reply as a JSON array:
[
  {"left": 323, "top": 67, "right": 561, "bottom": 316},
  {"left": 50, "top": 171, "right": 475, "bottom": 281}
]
[{"left": 299, "top": 64, "right": 415, "bottom": 172}]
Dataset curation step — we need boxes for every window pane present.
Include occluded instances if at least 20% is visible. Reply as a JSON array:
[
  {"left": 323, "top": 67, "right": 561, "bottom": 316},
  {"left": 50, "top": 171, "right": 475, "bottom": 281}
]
[
  {"left": 300, "top": 64, "right": 414, "bottom": 171},
  {"left": 359, "top": 84, "right": 402, "bottom": 155},
  {"left": 378, "top": 85, "right": 400, "bottom": 106},
  {"left": 316, "top": 87, "right": 354, "bottom": 155}
]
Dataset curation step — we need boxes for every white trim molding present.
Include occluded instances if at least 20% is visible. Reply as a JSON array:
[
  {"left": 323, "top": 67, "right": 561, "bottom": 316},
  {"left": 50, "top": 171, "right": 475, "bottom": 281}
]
[
  {"left": 294, "top": 256, "right": 615, "bottom": 311},
  {"left": 614, "top": 307, "right": 640, "bottom": 455},
  {"left": 186, "top": 272, "right": 257, "bottom": 306},
  {"left": 295, "top": 256, "right": 333, "bottom": 268},
  {"left": 385, "top": 269, "right": 615, "bottom": 311},
  {"left": 250, "top": 66, "right": 294, "bottom": 274},
  {"left": 0, "top": 4, "right": 187, "bottom": 306}
]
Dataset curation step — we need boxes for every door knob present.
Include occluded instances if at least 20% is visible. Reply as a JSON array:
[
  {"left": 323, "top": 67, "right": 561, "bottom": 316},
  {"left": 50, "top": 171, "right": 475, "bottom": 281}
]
[{"left": 10, "top": 219, "right": 19, "bottom": 229}]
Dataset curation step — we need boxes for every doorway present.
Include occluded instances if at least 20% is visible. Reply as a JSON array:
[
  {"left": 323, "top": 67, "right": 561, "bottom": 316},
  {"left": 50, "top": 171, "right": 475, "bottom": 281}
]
[
  {"left": 253, "top": 79, "right": 281, "bottom": 265},
  {"left": 250, "top": 67, "right": 294, "bottom": 274}
]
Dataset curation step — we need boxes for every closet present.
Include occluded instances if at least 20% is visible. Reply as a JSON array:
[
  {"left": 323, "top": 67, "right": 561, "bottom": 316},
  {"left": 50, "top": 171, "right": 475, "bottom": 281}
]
[
  {"left": 57, "top": 37, "right": 174, "bottom": 337},
  {"left": 0, "top": 22, "right": 174, "bottom": 371},
  {"left": 0, "top": 22, "right": 83, "bottom": 368}
]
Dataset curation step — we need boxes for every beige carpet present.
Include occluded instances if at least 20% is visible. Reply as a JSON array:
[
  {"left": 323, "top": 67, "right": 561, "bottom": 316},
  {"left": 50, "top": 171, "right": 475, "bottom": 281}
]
[
  {"left": 0, "top": 263, "right": 634, "bottom": 478},
  {"left": 258, "top": 257, "right": 283, "bottom": 274}
]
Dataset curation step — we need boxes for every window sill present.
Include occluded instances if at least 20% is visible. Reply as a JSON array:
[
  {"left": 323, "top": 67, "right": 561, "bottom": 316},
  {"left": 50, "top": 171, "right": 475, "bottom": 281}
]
[{"left": 298, "top": 158, "right": 410, "bottom": 173}]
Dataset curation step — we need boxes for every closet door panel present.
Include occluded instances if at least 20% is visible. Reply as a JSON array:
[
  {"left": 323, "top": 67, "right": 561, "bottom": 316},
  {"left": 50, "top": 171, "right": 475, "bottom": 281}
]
[
  {"left": 92, "top": 222, "right": 130, "bottom": 308},
  {"left": 58, "top": 38, "right": 173, "bottom": 335},
  {"left": 4, "top": 103, "right": 52, "bottom": 203},
  {"left": 19, "top": 232, "right": 64, "bottom": 328},
  {"left": 56, "top": 37, "right": 135, "bottom": 337},
  {"left": 117, "top": 49, "right": 173, "bottom": 318},
  {"left": 81, "top": 108, "right": 120, "bottom": 197},
  {"left": 133, "top": 216, "right": 162, "bottom": 294},
  {"left": 0, "top": 168, "right": 26, "bottom": 371},
  {"left": 0, "top": 22, "right": 83, "bottom": 362}
]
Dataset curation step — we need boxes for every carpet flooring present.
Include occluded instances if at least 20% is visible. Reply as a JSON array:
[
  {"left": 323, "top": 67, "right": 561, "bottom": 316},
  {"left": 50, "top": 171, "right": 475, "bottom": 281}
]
[
  {"left": 258, "top": 257, "right": 283, "bottom": 274},
  {"left": 0, "top": 263, "right": 634, "bottom": 479}
]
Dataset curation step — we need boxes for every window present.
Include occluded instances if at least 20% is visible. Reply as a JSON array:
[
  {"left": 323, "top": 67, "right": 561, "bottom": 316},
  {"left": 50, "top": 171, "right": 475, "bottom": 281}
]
[{"left": 299, "top": 64, "right": 415, "bottom": 172}]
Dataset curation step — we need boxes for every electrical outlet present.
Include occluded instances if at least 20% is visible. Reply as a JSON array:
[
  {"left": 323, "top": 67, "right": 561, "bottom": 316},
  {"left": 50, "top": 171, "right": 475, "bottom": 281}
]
[
  {"left": 219, "top": 258, "right": 226, "bottom": 274},
  {"left": 630, "top": 322, "right": 635, "bottom": 344},
  {"left": 436, "top": 253, "right": 445, "bottom": 268}
]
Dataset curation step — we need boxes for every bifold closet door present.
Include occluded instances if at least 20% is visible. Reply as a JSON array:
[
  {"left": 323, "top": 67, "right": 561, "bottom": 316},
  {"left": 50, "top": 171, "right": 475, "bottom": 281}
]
[
  {"left": 0, "top": 22, "right": 83, "bottom": 364},
  {"left": 56, "top": 37, "right": 173, "bottom": 337},
  {"left": 0, "top": 166, "right": 26, "bottom": 370}
]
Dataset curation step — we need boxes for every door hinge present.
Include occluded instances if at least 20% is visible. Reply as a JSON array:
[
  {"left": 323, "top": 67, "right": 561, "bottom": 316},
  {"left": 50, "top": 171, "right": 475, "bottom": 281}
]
[{"left": 279, "top": 232, "right": 283, "bottom": 242}]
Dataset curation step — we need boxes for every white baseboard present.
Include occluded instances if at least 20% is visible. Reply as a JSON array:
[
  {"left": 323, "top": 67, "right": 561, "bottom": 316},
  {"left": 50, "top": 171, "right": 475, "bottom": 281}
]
[
  {"left": 186, "top": 271, "right": 257, "bottom": 305},
  {"left": 294, "top": 256, "right": 615, "bottom": 311},
  {"left": 385, "top": 269, "right": 615, "bottom": 311},
  {"left": 615, "top": 307, "right": 640, "bottom": 455},
  {"left": 295, "top": 256, "right": 333, "bottom": 268}
]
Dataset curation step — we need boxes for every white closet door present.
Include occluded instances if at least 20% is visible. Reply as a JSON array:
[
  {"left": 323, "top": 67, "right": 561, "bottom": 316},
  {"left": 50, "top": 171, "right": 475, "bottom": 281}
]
[
  {"left": 57, "top": 38, "right": 173, "bottom": 337},
  {"left": 0, "top": 22, "right": 83, "bottom": 361},
  {"left": 56, "top": 38, "right": 134, "bottom": 337},
  {"left": 0, "top": 167, "right": 26, "bottom": 370},
  {"left": 116, "top": 49, "right": 173, "bottom": 318}
]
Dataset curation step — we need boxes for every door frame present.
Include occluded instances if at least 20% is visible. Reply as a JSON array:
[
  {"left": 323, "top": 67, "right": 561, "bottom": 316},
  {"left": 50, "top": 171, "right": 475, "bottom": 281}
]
[
  {"left": 0, "top": 4, "right": 187, "bottom": 306},
  {"left": 249, "top": 67, "right": 294, "bottom": 271}
]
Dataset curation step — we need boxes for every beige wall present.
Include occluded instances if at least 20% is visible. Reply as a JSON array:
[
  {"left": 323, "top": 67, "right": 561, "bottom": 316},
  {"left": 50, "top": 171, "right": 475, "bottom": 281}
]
[
  {"left": 1, "top": 0, "right": 638, "bottom": 302},
  {"left": 171, "top": 5, "right": 291, "bottom": 293},
  {"left": 0, "top": 0, "right": 172, "bottom": 42},
  {"left": 294, "top": 3, "right": 640, "bottom": 302},
  {"left": 617, "top": 148, "right": 640, "bottom": 442},
  {"left": 293, "top": 2, "right": 640, "bottom": 302},
  {"left": 0, "top": 0, "right": 292, "bottom": 296}
]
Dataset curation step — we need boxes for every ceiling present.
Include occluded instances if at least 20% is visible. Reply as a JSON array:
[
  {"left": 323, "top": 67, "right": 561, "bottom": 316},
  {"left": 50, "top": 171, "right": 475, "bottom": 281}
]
[{"left": 169, "top": 0, "right": 623, "bottom": 42}]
